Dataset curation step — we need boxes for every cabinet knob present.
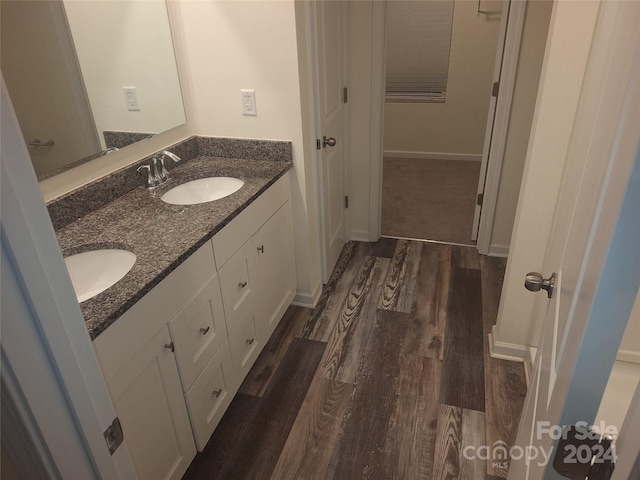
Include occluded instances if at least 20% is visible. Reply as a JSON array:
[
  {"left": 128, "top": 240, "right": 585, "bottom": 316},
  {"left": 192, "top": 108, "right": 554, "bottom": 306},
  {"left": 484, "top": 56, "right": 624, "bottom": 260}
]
[
  {"left": 212, "top": 388, "right": 222, "bottom": 398},
  {"left": 164, "top": 342, "right": 175, "bottom": 352},
  {"left": 239, "top": 281, "right": 248, "bottom": 289},
  {"left": 199, "top": 326, "right": 210, "bottom": 335},
  {"left": 257, "top": 245, "right": 264, "bottom": 253},
  {"left": 246, "top": 337, "right": 255, "bottom": 345}
]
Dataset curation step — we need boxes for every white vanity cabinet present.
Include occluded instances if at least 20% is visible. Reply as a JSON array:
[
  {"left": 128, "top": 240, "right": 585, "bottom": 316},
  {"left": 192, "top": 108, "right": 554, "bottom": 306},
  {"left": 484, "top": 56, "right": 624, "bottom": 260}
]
[{"left": 93, "top": 172, "right": 296, "bottom": 475}]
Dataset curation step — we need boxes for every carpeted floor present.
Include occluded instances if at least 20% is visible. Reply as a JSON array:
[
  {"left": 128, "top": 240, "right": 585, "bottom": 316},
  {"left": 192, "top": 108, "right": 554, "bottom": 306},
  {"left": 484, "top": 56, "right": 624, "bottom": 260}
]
[{"left": 381, "top": 157, "right": 481, "bottom": 244}]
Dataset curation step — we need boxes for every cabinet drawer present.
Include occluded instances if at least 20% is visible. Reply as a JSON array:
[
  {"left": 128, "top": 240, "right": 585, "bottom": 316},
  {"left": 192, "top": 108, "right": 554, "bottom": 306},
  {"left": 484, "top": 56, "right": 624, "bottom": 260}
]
[
  {"left": 184, "top": 341, "right": 236, "bottom": 451},
  {"left": 218, "top": 240, "right": 258, "bottom": 327},
  {"left": 227, "top": 311, "right": 260, "bottom": 378},
  {"left": 169, "top": 274, "right": 227, "bottom": 391}
]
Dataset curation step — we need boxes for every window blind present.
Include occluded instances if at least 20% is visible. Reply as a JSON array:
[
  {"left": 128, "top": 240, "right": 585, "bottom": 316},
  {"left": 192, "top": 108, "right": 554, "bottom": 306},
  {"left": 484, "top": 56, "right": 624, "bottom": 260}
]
[{"left": 385, "top": 0, "right": 455, "bottom": 102}]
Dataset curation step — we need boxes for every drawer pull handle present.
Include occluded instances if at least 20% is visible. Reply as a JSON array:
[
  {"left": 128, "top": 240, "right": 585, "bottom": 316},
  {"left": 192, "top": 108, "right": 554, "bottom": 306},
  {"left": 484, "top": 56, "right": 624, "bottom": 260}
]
[
  {"left": 257, "top": 245, "right": 264, "bottom": 253},
  {"left": 212, "top": 388, "right": 222, "bottom": 398},
  {"left": 199, "top": 326, "right": 210, "bottom": 335},
  {"left": 164, "top": 342, "right": 175, "bottom": 352},
  {"left": 246, "top": 337, "right": 255, "bottom": 345},
  {"left": 239, "top": 281, "right": 248, "bottom": 288}
]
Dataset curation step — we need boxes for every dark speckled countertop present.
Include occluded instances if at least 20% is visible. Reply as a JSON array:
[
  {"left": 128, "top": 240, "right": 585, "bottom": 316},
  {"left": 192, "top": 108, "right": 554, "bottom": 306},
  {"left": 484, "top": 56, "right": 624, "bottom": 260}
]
[{"left": 55, "top": 154, "right": 292, "bottom": 340}]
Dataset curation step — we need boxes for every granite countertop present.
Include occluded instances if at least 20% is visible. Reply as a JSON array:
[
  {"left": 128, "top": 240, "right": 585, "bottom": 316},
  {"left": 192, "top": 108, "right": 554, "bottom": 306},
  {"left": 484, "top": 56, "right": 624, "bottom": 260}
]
[{"left": 55, "top": 155, "right": 292, "bottom": 340}]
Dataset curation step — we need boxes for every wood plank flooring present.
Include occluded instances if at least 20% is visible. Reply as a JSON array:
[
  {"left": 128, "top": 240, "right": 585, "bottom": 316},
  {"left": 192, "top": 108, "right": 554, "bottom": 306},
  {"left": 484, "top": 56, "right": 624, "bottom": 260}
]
[{"left": 183, "top": 239, "right": 527, "bottom": 480}]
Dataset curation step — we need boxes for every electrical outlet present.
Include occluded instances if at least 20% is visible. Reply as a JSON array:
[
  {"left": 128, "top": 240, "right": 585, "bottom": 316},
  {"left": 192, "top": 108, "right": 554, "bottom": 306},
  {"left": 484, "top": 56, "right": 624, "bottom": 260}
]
[
  {"left": 241, "top": 89, "right": 257, "bottom": 116},
  {"left": 123, "top": 87, "right": 140, "bottom": 111}
]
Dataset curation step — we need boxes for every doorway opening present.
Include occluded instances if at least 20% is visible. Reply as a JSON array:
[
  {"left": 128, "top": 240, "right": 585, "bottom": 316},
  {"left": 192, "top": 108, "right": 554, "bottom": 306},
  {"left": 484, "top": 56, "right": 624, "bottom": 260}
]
[{"left": 380, "top": 0, "right": 503, "bottom": 245}]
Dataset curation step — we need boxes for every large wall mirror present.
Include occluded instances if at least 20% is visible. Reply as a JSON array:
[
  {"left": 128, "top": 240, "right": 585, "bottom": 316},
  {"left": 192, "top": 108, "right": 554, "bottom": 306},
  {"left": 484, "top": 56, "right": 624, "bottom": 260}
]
[{"left": 1, "top": 0, "right": 186, "bottom": 180}]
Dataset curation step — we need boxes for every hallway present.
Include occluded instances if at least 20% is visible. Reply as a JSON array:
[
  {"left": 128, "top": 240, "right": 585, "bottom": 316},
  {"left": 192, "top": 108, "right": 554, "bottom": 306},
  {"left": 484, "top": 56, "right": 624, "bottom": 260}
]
[{"left": 184, "top": 239, "right": 526, "bottom": 479}]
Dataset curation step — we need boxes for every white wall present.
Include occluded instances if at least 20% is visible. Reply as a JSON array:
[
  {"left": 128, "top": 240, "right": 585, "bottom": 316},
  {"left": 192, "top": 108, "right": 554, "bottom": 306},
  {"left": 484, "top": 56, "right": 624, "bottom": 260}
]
[
  {"left": 170, "top": 0, "right": 322, "bottom": 304},
  {"left": 489, "top": 0, "right": 553, "bottom": 251},
  {"left": 383, "top": 0, "right": 501, "bottom": 157},
  {"left": 64, "top": 1, "right": 185, "bottom": 148}
]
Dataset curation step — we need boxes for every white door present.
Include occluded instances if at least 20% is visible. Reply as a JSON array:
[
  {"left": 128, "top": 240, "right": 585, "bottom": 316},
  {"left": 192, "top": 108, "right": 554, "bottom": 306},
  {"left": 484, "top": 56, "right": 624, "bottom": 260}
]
[
  {"left": 314, "top": 0, "right": 347, "bottom": 281},
  {"left": 507, "top": 2, "right": 640, "bottom": 478}
]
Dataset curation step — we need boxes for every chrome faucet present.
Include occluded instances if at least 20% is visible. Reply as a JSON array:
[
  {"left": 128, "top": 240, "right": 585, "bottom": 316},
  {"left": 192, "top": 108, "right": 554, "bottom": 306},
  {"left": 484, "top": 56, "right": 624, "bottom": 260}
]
[
  {"left": 153, "top": 150, "right": 181, "bottom": 183},
  {"left": 137, "top": 150, "right": 181, "bottom": 189}
]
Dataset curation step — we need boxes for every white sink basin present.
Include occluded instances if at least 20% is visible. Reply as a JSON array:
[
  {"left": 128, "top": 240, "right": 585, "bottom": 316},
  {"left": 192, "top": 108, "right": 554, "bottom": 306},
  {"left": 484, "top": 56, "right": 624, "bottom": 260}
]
[
  {"left": 161, "top": 177, "right": 244, "bottom": 205},
  {"left": 64, "top": 249, "right": 136, "bottom": 302}
]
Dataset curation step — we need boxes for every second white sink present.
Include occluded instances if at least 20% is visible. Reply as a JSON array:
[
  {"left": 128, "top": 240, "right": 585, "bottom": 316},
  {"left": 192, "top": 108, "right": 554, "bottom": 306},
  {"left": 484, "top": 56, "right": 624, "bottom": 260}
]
[
  {"left": 161, "top": 177, "right": 244, "bottom": 205},
  {"left": 64, "top": 249, "right": 136, "bottom": 302}
]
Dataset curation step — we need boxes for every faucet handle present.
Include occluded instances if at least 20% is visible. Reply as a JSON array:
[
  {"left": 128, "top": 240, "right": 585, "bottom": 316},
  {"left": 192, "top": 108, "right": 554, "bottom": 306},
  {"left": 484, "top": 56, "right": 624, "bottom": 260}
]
[{"left": 137, "top": 164, "right": 155, "bottom": 189}]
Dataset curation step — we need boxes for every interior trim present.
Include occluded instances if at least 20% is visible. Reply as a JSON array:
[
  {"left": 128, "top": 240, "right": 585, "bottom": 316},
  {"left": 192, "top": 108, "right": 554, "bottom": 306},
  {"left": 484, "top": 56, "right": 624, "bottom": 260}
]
[
  {"left": 292, "top": 282, "right": 323, "bottom": 309},
  {"left": 489, "top": 324, "right": 529, "bottom": 361}
]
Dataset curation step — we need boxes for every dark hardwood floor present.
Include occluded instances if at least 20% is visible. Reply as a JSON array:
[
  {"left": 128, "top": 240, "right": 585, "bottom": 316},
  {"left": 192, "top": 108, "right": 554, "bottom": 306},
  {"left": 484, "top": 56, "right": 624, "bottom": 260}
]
[{"left": 183, "top": 239, "right": 527, "bottom": 480}]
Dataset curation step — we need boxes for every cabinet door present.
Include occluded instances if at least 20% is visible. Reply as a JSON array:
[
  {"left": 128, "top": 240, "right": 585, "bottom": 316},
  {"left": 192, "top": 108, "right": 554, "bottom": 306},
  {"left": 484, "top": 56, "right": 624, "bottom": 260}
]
[
  {"left": 254, "top": 201, "right": 297, "bottom": 340},
  {"left": 169, "top": 274, "right": 227, "bottom": 391},
  {"left": 184, "top": 341, "right": 236, "bottom": 451},
  {"left": 106, "top": 327, "right": 196, "bottom": 480}
]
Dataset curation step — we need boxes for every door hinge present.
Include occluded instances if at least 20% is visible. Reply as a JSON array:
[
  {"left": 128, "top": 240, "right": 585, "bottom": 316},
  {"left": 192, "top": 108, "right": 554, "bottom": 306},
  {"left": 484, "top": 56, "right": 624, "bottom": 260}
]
[
  {"left": 316, "top": 138, "right": 321, "bottom": 150},
  {"left": 344, "top": 195, "right": 349, "bottom": 208},
  {"left": 343, "top": 87, "right": 348, "bottom": 104},
  {"left": 477, "top": 193, "right": 484, "bottom": 206},
  {"left": 103, "top": 417, "right": 124, "bottom": 455},
  {"left": 492, "top": 81, "right": 500, "bottom": 98}
]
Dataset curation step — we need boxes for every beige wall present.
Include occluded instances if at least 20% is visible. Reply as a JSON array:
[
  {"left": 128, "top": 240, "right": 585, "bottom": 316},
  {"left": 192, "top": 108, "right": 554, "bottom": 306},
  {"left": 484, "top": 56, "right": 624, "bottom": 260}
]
[
  {"left": 170, "top": 0, "right": 322, "bottom": 304},
  {"left": 489, "top": 0, "right": 553, "bottom": 250},
  {"left": 383, "top": 0, "right": 501, "bottom": 157}
]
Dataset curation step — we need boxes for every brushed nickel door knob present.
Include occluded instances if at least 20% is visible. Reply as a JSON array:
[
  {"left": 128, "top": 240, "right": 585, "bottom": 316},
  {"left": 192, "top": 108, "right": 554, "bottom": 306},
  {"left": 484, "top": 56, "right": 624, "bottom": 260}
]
[
  {"left": 524, "top": 272, "right": 556, "bottom": 298},
  {"left": 322, "top": 136, "right": 336, "bottom": 148}
]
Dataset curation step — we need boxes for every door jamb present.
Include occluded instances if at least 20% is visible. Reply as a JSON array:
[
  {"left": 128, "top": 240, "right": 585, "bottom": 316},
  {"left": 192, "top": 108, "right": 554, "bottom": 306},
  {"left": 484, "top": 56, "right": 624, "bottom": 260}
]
[
  {"left": 368, "top": 1, "right": 386, "bottom": 242},
  {"left": 476, "top": 0, "right": 527, "bottom": 255}
]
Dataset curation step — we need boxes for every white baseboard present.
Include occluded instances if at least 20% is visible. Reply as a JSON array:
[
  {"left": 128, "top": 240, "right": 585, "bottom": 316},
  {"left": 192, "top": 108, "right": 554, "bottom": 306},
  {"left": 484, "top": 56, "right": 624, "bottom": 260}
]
[
  {"left": 617, "top": 349, "right": 640, "bottom": 364},
  {"left": 489, "top": 325, "right": 528, "bottom": 362},
  {"left": 488, "top": 243, "right": 510, "bottom": 258},
  {"left": 349, "top": 229, "right": 372, "bottom": 242},
  {"left": 384, "top": 150, "right": 482, "bottom": 162},
  {"left": 292, "top": 283, "right": 322, "bottom": 309}
]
